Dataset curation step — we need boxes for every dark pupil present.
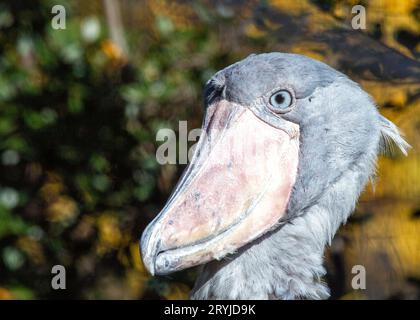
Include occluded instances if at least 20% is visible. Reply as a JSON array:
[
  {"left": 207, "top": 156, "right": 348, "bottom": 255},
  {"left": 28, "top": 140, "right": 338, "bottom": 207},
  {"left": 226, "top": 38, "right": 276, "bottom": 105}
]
[{"left": 275, "top": 93, "right": 285, "bottom": 105}]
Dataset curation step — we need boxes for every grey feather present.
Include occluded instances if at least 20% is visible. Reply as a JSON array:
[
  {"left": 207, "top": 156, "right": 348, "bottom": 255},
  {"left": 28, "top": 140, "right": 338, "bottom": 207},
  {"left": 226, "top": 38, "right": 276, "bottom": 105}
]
[{"left": 378, "top": 115, "right": 411, "bottom": 156}]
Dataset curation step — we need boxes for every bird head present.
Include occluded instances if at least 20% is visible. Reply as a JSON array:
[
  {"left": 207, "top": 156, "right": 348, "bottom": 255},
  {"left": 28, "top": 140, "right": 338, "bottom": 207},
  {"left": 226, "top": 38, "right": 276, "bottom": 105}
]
[{"left": 140, "top": 53, "right": 409, "bottom": 276}]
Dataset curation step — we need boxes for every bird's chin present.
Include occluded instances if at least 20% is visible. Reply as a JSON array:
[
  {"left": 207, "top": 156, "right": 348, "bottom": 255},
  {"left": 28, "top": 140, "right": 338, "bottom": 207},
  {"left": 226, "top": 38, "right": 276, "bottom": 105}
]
[
  {"left": 153, "top": 214, "right": 249, "bottom": 275},
  {"left": 140, "top": 100, "right": 300, "bottom": 276},
  {"left": 153, "top": 188, "right": 275, "bottom": 275}
]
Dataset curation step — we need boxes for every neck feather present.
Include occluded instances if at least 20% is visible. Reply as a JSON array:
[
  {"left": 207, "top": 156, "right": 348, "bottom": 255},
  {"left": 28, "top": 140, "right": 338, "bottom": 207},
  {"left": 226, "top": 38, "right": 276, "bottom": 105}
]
[{"left": 190, "top": 210, "right": 330, "bottom": 299}]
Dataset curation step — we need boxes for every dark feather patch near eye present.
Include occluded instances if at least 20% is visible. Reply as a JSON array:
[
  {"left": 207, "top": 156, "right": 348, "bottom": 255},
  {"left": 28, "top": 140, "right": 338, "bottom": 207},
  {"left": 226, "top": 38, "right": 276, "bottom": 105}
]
[{"left": 203, "top": 78, "right": 225, "bottom": 108}]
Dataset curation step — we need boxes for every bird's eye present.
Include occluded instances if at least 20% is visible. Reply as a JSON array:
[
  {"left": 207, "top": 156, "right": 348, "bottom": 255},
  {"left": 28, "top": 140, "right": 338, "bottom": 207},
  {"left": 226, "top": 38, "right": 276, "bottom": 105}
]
[{"left": 269, "top": 90, "right": 293, "bottom": 113}]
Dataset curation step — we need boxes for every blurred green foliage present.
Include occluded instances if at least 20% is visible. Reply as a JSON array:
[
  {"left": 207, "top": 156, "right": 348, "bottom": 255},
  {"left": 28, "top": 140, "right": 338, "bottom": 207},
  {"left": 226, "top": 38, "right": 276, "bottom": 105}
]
[
  {"left": 0, "top": 0, "right": 254, "bottom": 299},
  {"left": 0, "top": 0, "right": 209, "bottom": 299}
]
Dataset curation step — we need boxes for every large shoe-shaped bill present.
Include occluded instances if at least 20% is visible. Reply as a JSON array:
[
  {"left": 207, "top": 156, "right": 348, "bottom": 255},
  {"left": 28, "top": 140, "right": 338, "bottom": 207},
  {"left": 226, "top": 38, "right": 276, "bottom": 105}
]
[{"left": 141, "top": 99, "right": 300, "bottom": 275}]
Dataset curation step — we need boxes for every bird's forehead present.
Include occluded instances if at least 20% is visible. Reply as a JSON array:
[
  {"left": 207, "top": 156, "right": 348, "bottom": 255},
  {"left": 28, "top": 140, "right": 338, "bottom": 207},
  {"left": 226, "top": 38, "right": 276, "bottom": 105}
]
[{"left": 218, "top": 53, "right": 342, "bottom": 104}]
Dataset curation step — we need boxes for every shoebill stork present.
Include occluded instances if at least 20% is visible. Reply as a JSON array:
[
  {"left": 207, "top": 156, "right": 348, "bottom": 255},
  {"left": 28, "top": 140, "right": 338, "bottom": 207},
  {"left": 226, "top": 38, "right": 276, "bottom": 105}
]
[{"left": 140, "top": 53, "right": 410, "bottom": 299}]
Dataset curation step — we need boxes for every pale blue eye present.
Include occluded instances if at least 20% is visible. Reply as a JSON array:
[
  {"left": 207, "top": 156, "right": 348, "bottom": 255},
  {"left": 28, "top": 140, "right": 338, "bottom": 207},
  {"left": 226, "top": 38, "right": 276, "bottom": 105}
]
[{"left": 269, "top": 90, "right": 292, "bottom": 112}]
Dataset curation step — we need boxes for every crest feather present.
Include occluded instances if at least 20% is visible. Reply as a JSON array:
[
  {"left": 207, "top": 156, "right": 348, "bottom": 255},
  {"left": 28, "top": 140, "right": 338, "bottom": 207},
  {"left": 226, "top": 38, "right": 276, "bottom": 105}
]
[{"left": 379, "top": 115, "right": 411, "bottom": 156}]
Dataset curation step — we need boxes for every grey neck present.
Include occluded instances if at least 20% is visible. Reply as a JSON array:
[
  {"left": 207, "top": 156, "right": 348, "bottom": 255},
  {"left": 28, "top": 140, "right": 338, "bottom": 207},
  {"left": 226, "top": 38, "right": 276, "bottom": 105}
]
[
  {"left": 190, "top": 207, "right": 331, "bottom": 300},
  {"left": 191, "top": 149, "right": 375, "bottom": 300}
]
